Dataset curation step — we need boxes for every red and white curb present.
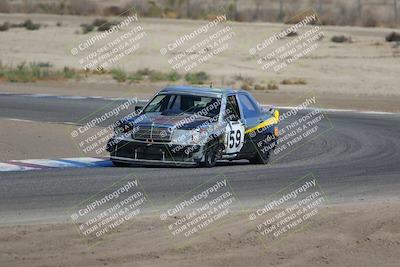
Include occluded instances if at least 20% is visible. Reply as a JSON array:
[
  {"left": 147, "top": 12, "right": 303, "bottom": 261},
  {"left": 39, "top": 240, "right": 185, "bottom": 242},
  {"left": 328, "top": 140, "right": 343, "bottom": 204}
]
[{"left": 0, "top": 157, "right": 112, "bottom": 172}]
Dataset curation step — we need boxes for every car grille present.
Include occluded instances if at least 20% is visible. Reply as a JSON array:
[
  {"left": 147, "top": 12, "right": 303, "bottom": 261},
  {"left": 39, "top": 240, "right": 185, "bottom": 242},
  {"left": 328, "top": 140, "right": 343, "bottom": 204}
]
[{"left": 133, "top": 125, "right": 171, "bottom": 142}]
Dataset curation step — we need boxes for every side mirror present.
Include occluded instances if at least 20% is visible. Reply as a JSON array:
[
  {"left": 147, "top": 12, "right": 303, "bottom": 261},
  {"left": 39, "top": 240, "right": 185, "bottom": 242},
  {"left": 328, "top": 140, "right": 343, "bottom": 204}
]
[{"left": 134, "top": 106, "right": 143, "bottom": 112}]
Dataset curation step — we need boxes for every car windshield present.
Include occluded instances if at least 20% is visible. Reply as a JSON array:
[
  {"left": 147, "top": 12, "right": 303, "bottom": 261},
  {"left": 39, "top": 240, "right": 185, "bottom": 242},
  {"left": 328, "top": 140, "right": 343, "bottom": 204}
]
[{"left": 142, "top": 94, "right": 221, "bottom": 118}]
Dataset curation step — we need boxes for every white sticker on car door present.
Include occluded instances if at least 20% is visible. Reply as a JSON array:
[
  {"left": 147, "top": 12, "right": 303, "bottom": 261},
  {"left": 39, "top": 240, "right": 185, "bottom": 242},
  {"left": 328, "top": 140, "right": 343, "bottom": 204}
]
[{"left": 225, "top": 121, "right": 245, "bottom": 154}]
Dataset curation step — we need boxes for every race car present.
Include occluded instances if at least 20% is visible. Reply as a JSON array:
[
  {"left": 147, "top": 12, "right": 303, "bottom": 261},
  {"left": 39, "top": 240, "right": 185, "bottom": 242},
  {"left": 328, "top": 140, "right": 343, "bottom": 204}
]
[{"left": 106, "top": 86, "right": 279, "bottom": 167}]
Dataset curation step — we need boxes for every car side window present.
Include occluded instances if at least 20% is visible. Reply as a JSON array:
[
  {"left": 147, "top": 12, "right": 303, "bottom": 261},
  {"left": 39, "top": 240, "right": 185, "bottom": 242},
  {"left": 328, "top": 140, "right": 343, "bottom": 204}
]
[
  {"left": 238, "top": 94, "right": 260, "bottom": 119},
  {"left": 145, "top": 95, "right": 170, "bottom": 112},
  {"left": 225, "top": 95, "right": 241, "bottom": 121}
]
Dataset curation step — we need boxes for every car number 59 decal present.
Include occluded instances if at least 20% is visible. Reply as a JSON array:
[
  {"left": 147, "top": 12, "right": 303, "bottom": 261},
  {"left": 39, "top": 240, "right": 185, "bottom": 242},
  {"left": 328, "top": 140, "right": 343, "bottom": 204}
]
[{"left": 225, "top": 122, "right": 245, "bottom": 154}]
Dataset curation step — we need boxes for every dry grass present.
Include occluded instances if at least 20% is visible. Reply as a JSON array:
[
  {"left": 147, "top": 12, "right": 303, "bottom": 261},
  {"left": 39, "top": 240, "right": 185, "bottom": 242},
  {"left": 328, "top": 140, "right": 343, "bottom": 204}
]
[
  {"left": 240, "top": 82, "right": 252, "bottom": 91},
  {"left": 331, "top": 35, "right": 352, "bottom": 43},
  {"left": 254, "top": 84, "right": 267, "bottom": 90},
  {"left": 281, "top": 78, "right": 307, "bottom": 85},
  {"left": 0, "top": 62, "right": 82, "bottom": 83},
  {"left": 386, "top": 32, "right": 400, "bottom": 42},
  {"left": 267, "top": 81, "right": 279, "bottom": 90}
]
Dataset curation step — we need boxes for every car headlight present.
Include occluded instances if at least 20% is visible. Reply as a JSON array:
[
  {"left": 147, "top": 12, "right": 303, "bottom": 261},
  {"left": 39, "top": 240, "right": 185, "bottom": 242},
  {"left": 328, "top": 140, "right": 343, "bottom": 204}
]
[{"left": 171, "top": 129, "right": 203, "bottom": 145}]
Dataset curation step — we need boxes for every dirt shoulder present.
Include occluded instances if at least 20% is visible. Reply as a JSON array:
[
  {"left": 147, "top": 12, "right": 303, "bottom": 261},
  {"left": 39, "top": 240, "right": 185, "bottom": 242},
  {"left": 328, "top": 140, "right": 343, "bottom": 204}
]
[
  {"left": 0, "top": 119, "right": 103, "bottom": 161},
  {"left": 1, "top": 202, "right": 399, "bottom": 267}
]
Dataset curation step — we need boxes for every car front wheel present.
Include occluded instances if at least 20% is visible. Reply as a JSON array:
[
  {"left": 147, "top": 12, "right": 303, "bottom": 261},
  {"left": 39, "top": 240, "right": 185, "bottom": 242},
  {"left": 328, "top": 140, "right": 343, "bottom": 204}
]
[{"left": 203, "top": 148, "right": 217, "bottom": 168}]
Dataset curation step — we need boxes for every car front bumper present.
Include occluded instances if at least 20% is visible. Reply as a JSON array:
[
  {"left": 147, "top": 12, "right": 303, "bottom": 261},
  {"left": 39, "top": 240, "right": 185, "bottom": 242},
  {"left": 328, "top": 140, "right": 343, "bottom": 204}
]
[{"left": 107, "top": 138, "right": 204, "bottom": 166}]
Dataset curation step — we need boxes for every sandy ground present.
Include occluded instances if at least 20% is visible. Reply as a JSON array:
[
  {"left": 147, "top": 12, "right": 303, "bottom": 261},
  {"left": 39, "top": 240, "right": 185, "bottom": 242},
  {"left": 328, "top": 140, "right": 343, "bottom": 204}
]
[
  {"left": 0, "top": 119, "right": 103, "bottom": 161},
  {"left": 0, "top": 202, "right": 399, "bottom": 267},
  {"left": 0, "top": 13, "right": 399, "bottom": 103}
]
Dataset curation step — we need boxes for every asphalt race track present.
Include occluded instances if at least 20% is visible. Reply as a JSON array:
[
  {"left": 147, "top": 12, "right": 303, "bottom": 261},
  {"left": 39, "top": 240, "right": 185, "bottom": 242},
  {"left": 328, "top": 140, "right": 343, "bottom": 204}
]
[{"left": 0, "top": 93, "right": 399, "bottom": 224}]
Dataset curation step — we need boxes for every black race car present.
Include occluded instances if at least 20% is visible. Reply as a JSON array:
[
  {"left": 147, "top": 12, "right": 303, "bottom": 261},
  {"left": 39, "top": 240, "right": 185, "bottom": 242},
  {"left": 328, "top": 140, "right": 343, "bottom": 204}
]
[{"left": 106, "top": 86, "right": 279, "bottom": 167}]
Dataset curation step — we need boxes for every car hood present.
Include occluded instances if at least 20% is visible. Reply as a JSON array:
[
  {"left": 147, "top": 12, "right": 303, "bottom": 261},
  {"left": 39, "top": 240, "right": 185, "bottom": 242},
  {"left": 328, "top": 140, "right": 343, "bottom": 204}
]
[{"left": 124, "top": 113, "right": 216, "bottom": 130}]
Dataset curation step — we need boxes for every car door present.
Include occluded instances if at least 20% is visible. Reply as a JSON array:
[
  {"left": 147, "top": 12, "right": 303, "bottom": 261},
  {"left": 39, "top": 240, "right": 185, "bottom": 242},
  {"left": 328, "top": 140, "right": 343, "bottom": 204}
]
[
  {"left": 236, "top": 93, "right": 264, "bottom": 155},
  {"left": 223, "top": 95, "right": 245, "bottom": 155}
]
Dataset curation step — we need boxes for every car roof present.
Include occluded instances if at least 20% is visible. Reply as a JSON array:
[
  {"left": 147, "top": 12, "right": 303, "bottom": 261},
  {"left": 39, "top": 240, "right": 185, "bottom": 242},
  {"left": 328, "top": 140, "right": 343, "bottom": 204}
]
[{"left": 160, "top": 85, "right": 247, "bottom": 97}]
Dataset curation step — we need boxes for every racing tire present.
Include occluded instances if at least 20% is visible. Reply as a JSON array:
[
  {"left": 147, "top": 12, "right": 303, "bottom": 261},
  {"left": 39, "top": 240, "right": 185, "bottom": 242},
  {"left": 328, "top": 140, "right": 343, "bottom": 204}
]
[
  {"left": 249, "top": 151, "right": 270, "bottom": 164},
  {"left": 202, "top": 147, "right": 217, "bottom": 168},
  {"left": 249, "top": 134, "right": 274, "bottom": 165}
]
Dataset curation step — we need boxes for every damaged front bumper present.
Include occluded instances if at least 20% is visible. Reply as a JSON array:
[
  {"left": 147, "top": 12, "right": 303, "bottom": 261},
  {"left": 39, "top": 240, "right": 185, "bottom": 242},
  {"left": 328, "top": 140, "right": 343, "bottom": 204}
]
[{"left": 107, "top": 138, "right": 204, "bottom": 166}]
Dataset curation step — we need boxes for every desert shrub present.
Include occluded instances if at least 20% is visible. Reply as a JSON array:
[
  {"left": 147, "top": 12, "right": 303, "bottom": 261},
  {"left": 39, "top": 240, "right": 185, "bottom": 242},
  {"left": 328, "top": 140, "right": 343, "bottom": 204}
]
[
  {"left": 267, "top": 81, "right": 279, "bottom": 90},
  {"left": 281, "top": 78, "right": 307, "bottom": 85},
  {"left": 294, "top": 79, "right": 307, "bottom": 85},
  {"left": 149, "top": 71, "right": 168, "bottom": 81},
  {"left": 3, "top": 62, "right": 40, "bottom": 82},
  {"left": 281, "top": 79, "right": 293, "bottom": 85},
  {"left": 62, "top": 67, "right": 79, "bottom": 79},
  {"left": 240, "top": 82, "right": 252, "bottom": 91},
  {"left": 185, "top": 71, "right": 209, "bottom": 84},
  {"left": 0, "top": 22, "right": 10, "bottom": 31},
  {"left": 127, "top": 73, "right": 143, "bottom": 82},
  {"left": 0, "top": 63, "right": 7, "bottom": 80},
  {"left": 97, "top": 21, "right": 119, "bottom": 32},
  {"left": 145, "top": 1, "right": 163, "bottom": 18},
  {"left": 80, "top": 23, "right": 94, "bottom": 34},
  {"left": 385, "top": 32, "right": 400, "bottom": 42},
  {"left": 164, "top": 8, "right": 179, "bottom": 19},
  {"left": 233, "top": 74, "right": 254, "bottom": 85},
  {"left": 7, "top": 63, "right": 28, "bottom": 82},
  {"left": 331, "top": 35, "right": 352, "bottom": 43},
  {"left": 125, "top": 69, "right": 181, "bottom": 82},
  {"left": 254, "top": 84, "right": 267, "bottom": 90},
  {"left": 111, "top": 68, "right": 127, "bottom": 82},
  {"left": 166, "top": 71, "right": 181, "bottom": 81},
  {"left": 36, "top": 62, "right": 52, "bottom": 68},
  {"left": 0, "top": 61, "right": 4, "bottom": 72},
  {"left": 136, "top": 68, "right": 152, "bottom": 76},
  {"left": 0, "top": 62, "right": 81, "bottom": 82},
  {"left": 56, "top": 21, "right": 62, "bottom": 27},
  {"left": 92, "top": 18, "right": 108, "bottom": 27},
  {"left": 10, "top": 22, "right": 23, "bottom": 28},
  {"left": 23, "top": 19, "right": 41, "bottom": 30}
]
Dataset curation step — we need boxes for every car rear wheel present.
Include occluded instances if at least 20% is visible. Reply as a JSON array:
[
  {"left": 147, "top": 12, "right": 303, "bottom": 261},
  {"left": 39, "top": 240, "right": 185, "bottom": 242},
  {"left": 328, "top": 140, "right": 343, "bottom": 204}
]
[
  {"left": 249, "top": 134, "right": 274, "bottom": 164},
  {"left": 249, "top": 151, "right": 270, "bottom": 164}
]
